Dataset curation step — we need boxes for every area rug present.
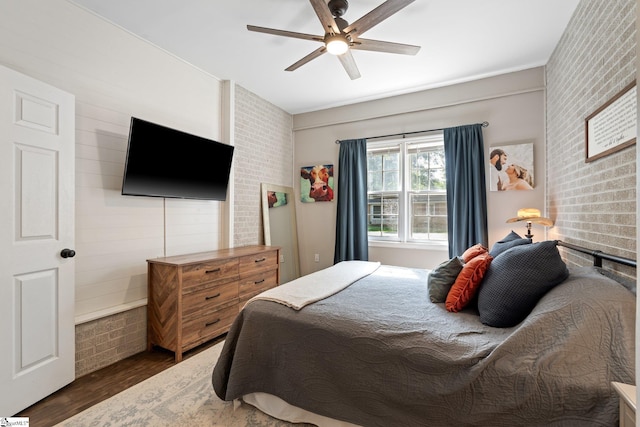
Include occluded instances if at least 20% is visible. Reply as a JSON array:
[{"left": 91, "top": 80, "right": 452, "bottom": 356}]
[{"left": 54, "top": 341, "right": 300, "bottom": 426}]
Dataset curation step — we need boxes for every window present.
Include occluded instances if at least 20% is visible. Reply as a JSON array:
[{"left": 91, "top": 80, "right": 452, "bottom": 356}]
[{"left": 367, "top": 133, "right": 447, "bottom": 244}]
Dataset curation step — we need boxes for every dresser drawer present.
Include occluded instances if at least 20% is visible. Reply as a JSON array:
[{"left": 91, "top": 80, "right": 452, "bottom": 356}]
[
  {"left": 181, "top": 258, "right": 238, "bottom": 291},
  {"left": 239, "top": 269, "right": 278, "bottom": 300},
  {"left": 239, "top": 250, "right": 279, "bottom": 276},
  {"left": 182, "top": 304, "right": 238, "bottom": 348},
  {"left": 182, "top": 281, "right": 238, "bottom": 318}
]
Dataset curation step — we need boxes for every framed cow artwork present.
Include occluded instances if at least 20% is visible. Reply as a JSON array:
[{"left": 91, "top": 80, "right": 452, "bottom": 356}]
[{"left": 300, "top": 164, "right": 334, "bottom": 202}]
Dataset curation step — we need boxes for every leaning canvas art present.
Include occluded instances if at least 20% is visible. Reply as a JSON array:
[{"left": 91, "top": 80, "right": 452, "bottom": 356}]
[{"left": 488, "top": 142, "right": 534, "bottom": 191}]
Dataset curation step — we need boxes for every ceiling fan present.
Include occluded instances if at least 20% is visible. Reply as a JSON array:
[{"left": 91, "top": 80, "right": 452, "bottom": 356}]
[{"left": 247, "top": 0, "right": 420, "bottom": 80}]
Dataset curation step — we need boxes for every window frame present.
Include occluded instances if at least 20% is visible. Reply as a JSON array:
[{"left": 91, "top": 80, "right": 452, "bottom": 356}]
[{"left": 366, "top": 132, "right": 447, "bottom": 246}]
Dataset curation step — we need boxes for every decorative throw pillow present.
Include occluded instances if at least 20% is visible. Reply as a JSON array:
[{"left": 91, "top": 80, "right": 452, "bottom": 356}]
[
  {"left": 477, "top": 240, "right": 569, "bottom": 328},
  {"left": 489, "top": 231, "right": 532, "bottom": 258},
  {"left": 461, "top": 244, "right": 488, "bottom": 263},
  {"left": 445, "top": 252, "right": 493, "bottom": 312},
  {"left": 428, "top": 256, "right": 465, "bottom": 303}
]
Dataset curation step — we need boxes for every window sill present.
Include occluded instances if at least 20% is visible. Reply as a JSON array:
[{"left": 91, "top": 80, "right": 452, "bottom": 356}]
[{"left": 368, "top": 240, "right": 448, "bottom": 251}]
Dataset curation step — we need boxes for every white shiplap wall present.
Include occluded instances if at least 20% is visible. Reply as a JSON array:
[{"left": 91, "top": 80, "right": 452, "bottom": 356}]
[
  {"left": 1, "top": 0, "right": 226, "bottom": 322},
  {"left": 74, "top": 107, "right": 163, "bottom": 318}
]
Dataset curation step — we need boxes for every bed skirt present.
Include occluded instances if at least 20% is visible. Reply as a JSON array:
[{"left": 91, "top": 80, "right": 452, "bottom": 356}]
[{"left": 242, "top": 392, "right": 361, "bottom": 427}]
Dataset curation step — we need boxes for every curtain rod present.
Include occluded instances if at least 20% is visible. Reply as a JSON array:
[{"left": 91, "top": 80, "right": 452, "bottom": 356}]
[{"left": 335, "top": 121, "right": 489, "bottom": 144}]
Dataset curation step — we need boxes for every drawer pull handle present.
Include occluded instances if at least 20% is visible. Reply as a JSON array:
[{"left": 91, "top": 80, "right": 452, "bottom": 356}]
[
  {"left": 205, "top": 319, "right": 221, "bottom": 327},
  {"left": 255, "top": 257, "right": 267, "bottom": 263},
  {"left": 254, "top": 279, "right": 265, "bottom": 285},
  {"left": 205, "top": 268, "right": 221, "bottom": 274},
  {"left": 205, "top": 293, "right": 221, "bottom": 300}
]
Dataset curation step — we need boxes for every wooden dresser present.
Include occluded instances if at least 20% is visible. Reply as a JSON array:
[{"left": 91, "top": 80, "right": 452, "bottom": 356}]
[{"left": 147, "top": 245, "right": 280, "bottom": 362}]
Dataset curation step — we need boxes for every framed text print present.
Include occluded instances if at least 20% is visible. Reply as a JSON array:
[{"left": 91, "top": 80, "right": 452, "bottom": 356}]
[{"left": 585, "top": 81, "right": 636, "bottom": 162}]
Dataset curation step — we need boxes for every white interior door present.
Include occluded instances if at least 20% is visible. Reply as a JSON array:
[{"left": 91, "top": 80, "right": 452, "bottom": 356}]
[{"left": 0, "top": 65, "right": 75, "bottom": 416}]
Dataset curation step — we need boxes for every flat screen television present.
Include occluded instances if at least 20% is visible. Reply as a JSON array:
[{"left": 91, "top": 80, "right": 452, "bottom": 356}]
[{"left": 122, "top": 117, "right": 234, "bottom": 201}]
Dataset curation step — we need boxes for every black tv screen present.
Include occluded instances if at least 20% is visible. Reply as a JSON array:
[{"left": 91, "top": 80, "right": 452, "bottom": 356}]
[{"left": 122, "top": 117, "right": 234, "bottom": 201}]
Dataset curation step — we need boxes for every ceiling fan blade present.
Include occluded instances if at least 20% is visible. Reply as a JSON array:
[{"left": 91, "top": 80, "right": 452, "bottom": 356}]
[
  {"left": 247, "top": 25, "right": 324, "bottom": 42},
  {"left": 351, "top": 38, "right": 420, "bottom": 55},
  {"left": 309, "top": 0, "right": 340, "bottom": 34},
  {"left": 344, "top": 0, "right": 415, "bottom": 38},
  {"left": 337, "top": 50, "right": 361, "bottom": 80},
  {"left": 285, "top": 46, "right": 327, "bottom": 71}
]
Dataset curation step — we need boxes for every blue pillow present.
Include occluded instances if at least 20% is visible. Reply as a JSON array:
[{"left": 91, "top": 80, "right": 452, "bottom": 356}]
[
  {"left": 489, "top": 231, "right": 531, "bottom": 258},
  {"left": 477, "top": 240, "right": 569, "bottom": 327}
]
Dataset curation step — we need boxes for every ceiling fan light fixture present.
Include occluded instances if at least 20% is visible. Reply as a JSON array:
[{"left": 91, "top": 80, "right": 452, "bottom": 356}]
[
  {"left": 325, "top": 35, "right": 349, "bottom": 55},
  {"left": 247, "top": 0, "right": 421, "bottom": 78}
]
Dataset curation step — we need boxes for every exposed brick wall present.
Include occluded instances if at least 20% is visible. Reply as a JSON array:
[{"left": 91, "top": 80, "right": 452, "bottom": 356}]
[
  {"left": 233, "top": 85, "right": 294, "bottom": 247},
  {"left": 75, "top": 307, "right": 147, "bottom": 377},
  {"left": 546, "top": 0, "right": 636, "bottom": 278}
]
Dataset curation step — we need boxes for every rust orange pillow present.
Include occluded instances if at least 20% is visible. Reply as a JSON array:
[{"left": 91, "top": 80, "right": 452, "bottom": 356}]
[
  {"left": 446, "top": 252, "right": 493, "bottom": 313},
  {"left": 461, "top": 244, "right": 488, "bottom": 263}
]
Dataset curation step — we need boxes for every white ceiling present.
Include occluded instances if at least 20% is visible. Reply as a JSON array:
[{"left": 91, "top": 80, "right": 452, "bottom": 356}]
[{"left": 69, "top": 0, "right": 580, "bottom": 114}]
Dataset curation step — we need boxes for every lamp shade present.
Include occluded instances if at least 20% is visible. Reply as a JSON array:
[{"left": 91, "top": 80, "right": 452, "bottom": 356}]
[{"left": 506, "top": 208, "right": 553, "bottom": 227}]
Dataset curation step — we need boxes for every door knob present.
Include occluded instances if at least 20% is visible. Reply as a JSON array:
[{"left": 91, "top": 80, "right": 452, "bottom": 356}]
[{"left": 60, "top": 248, "right": 76, "bottom": 258}]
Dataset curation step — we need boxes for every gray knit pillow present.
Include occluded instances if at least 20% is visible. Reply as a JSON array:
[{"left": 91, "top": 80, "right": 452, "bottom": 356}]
[
  {"left": 477, "top": 240, "right": 569, "bottom": 327},
  {"left": 428, "top": 256, "right": 464, "bottom": 303}
]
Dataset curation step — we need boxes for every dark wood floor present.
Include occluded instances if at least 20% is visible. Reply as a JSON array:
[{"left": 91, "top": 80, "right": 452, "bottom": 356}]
[{"left": 17, "top": 336, "right": 224, "bottom": 427}]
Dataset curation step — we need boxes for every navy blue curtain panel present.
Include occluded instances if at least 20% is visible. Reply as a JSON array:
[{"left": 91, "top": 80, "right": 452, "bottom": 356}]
[
  {"left": 334, "top": 138, "right": 369, "bottom": 263},
  {"left": 444, "top": 124, "right": 488, "bottom": 258}
]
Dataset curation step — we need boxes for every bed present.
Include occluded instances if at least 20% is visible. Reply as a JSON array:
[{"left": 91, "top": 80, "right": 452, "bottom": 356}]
[{"left": 212, "top": 239, "right": 636, "bottom": 426}]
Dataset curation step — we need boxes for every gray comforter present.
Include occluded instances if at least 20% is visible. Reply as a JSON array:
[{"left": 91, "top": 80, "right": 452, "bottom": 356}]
[{"left": 212, "top": 265, "right": 635, "bottom": 426}]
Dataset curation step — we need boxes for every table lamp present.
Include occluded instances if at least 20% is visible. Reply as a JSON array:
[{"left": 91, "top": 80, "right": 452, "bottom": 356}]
[{"left": 506, "top": 208, "right": 553, "bottom": 239}]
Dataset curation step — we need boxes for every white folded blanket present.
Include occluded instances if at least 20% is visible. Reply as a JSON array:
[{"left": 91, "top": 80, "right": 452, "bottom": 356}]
[{"left": 245, "top": 260, "right": 381, "bottom": 310}]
